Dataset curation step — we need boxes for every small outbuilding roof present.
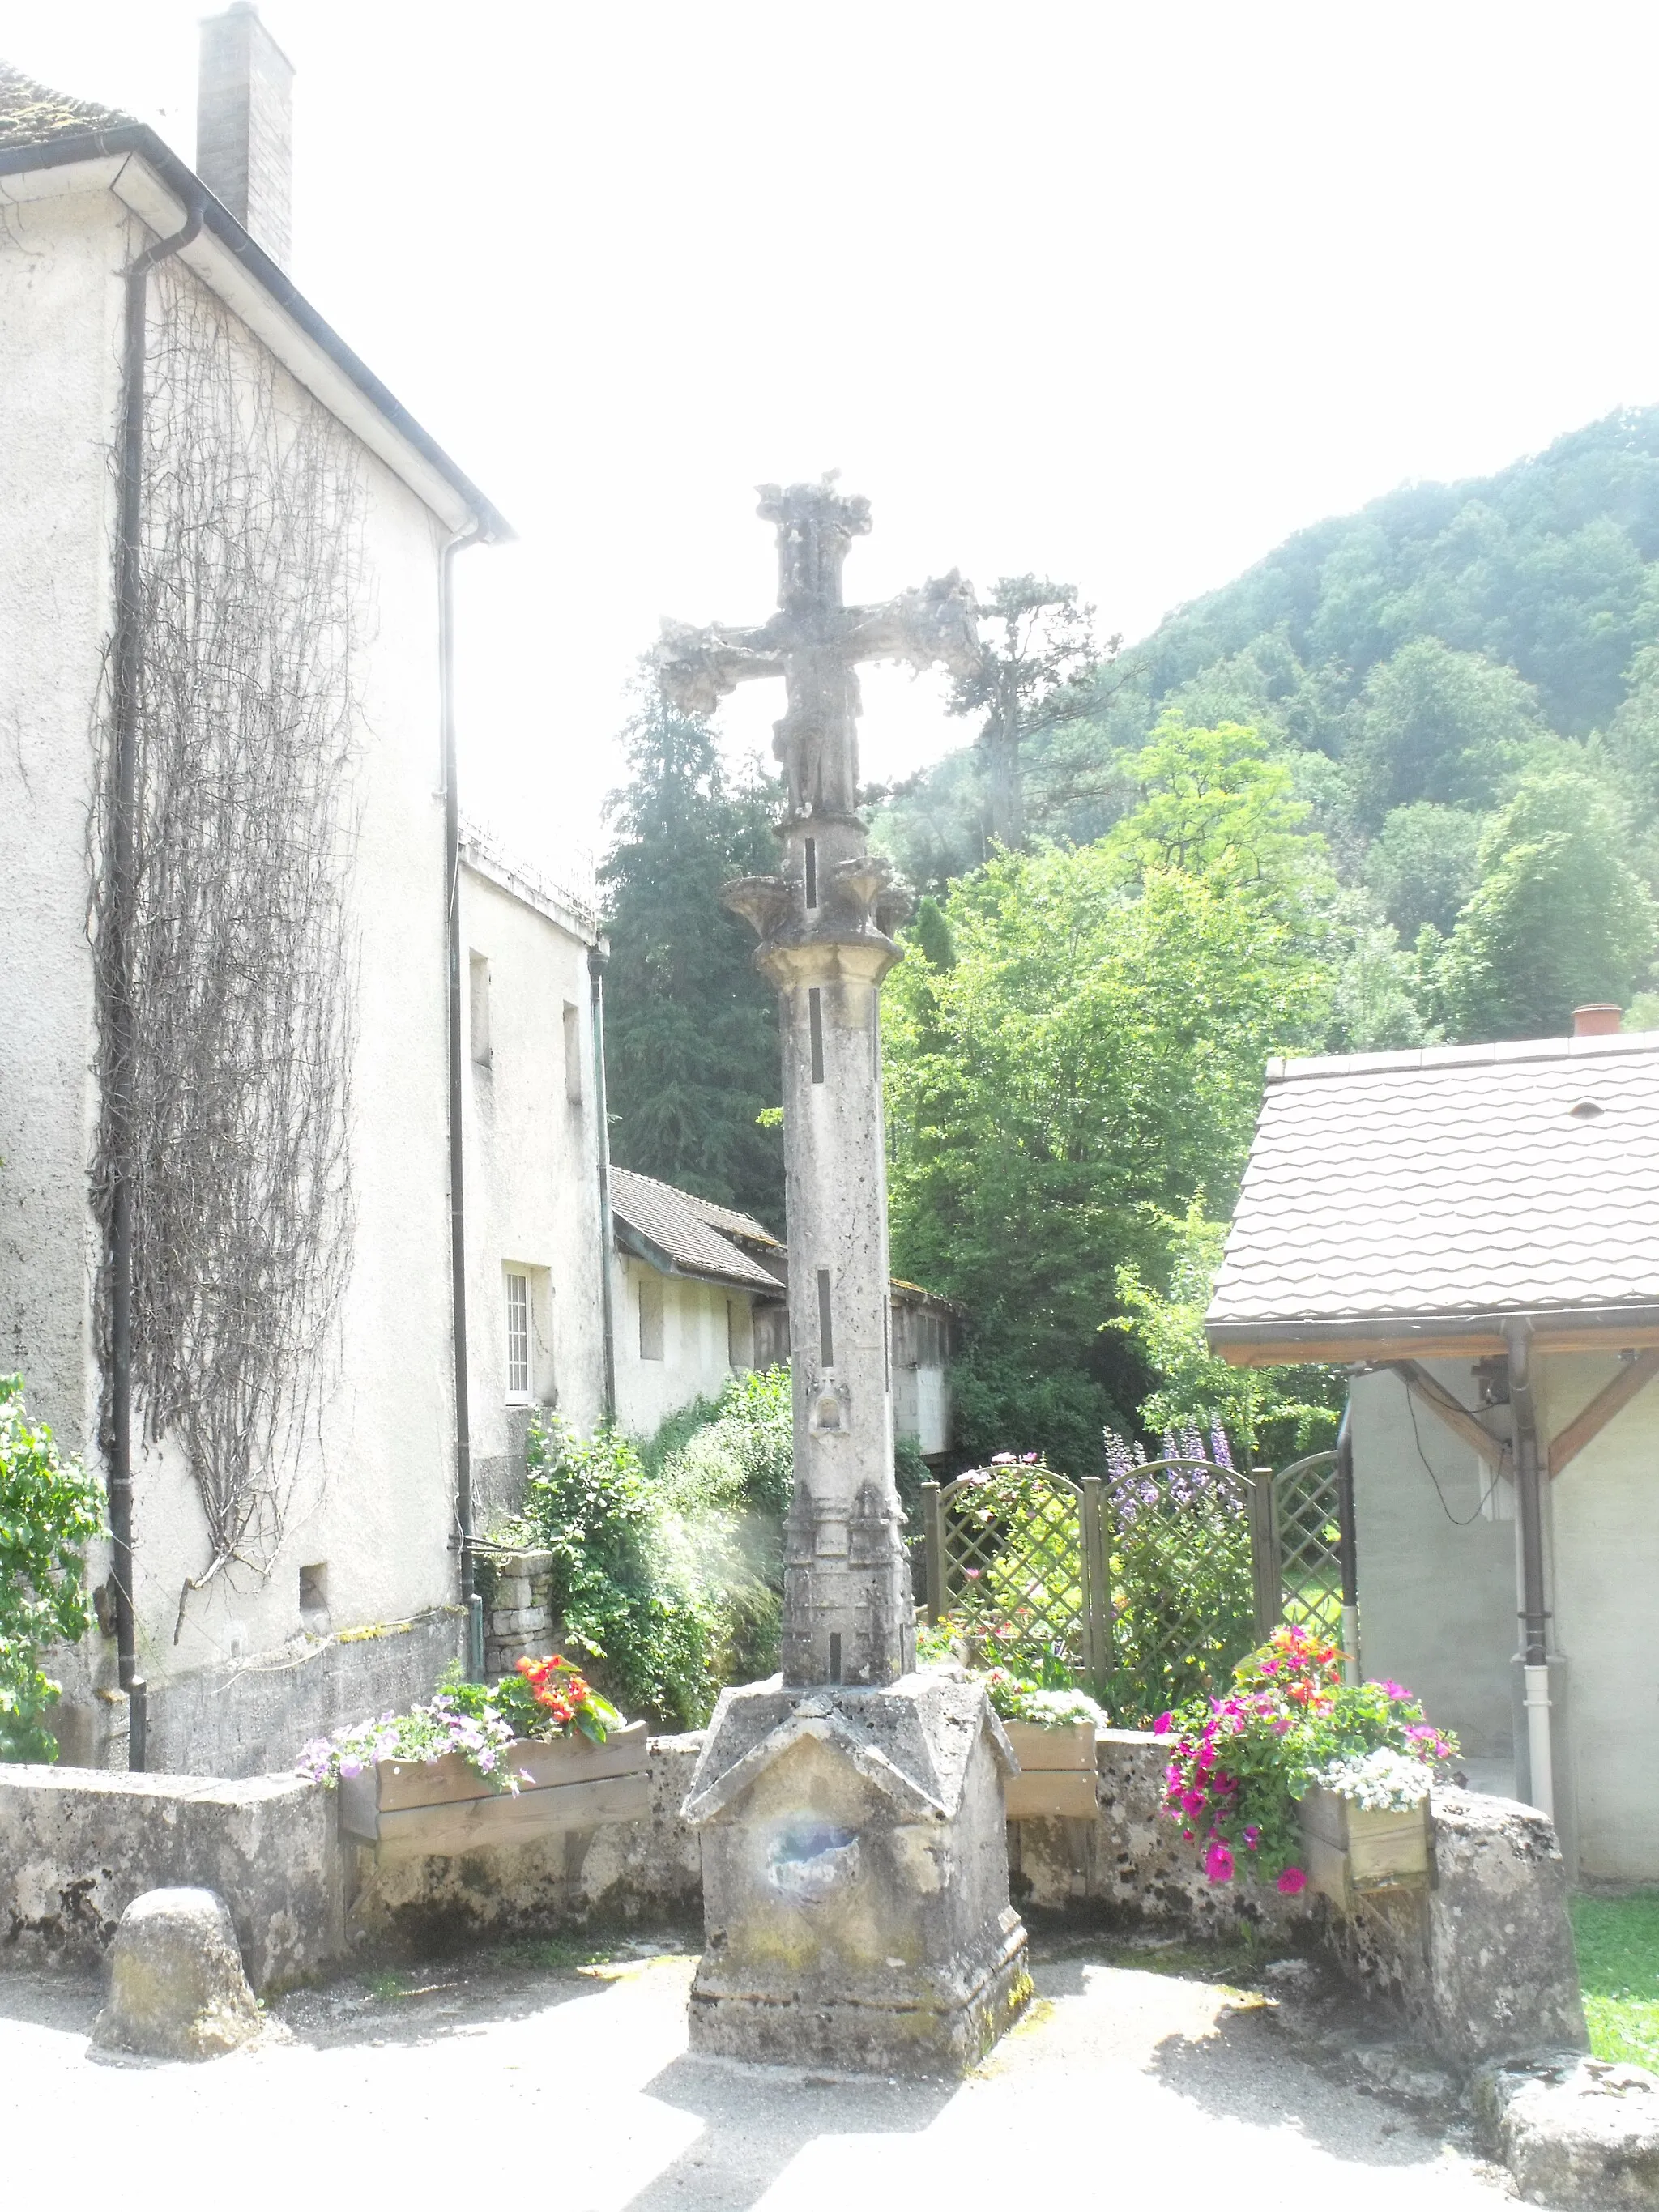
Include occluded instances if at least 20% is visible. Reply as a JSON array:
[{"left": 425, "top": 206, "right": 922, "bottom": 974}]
[
  {"left": 1206, "top": 1029, "right": 1659, "bottom": 1364},
  {"left": 609, "top": 1168, "right": 784, "bottom": 1294}
]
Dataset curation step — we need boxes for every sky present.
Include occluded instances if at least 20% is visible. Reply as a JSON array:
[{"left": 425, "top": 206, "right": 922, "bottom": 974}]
[{"left": 6, "top": 0, "right": 1659, "bottom": 884}]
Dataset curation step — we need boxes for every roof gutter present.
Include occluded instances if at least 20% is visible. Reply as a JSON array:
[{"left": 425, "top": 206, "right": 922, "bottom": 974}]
[{"left": 0, "top": 125, "right": 510, "bottom": 542}]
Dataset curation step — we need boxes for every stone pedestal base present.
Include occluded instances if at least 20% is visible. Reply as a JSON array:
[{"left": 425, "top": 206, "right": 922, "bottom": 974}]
[{"left": 682, "top": 1673, "right": 1031, "bottom": 2076}]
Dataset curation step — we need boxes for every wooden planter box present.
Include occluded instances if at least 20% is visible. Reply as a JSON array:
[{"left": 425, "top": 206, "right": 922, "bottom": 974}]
[
  {"left": 1003, "top": 1720, "right": 1098, "bottom": 1820},
  {"left": 339, "top": 1721, "right": 650, "bottom": 1863},
  {"left": 1299, "top": 1784, "right": 1431, "bottom": 1912}
]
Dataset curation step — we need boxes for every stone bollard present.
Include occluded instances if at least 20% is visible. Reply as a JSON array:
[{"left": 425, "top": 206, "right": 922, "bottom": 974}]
[{"left": 91, "top": 1887, "right": 262, "bottom": 2060}]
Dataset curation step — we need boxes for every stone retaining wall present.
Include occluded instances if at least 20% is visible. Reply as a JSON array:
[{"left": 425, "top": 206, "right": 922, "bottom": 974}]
[
  {"left": 346, "top": 1733, "right": 706, "bottom": 1950},
  {"left": 0, "top": 1727, "right": 1588, "bottom": 2067},
  {"left": 474, "top": 1548, "right": 557, "bottom": 1678},
  {"left": 1011, "top": 1728, "right": 1314, "bottom": 1939},
  {"left": 1325, "top": 1785, "right": 1588, "bottom": 2062},
  {"left": 0, "top": 1765, "right": 341, "bottom": 1992}
]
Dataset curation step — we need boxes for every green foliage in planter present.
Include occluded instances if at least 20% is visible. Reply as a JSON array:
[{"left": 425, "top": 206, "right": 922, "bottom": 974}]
[{"left": 0, "top": 1375, "right": 104, "bottom": 1763}]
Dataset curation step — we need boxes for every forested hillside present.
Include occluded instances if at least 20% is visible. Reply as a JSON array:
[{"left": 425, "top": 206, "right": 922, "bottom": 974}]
[
  {"left": 877, "top": 405, "right": 1659, "bottom": 903},
  {"left": 603, "top": 409, "right": 1659, "bottom": 1473}
]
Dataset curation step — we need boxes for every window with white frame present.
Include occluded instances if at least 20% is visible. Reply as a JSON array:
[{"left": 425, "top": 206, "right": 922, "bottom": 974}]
[{"left": 505, "top": 1270, "right": 531, "bottom": 1399}]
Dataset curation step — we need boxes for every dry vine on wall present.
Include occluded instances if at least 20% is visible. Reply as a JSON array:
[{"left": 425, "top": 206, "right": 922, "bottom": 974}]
[{"left": 92, "top": 261, "right": 365, "bottom": 1636}]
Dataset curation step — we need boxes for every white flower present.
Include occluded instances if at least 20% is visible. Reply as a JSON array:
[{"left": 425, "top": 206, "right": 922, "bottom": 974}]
[{"left": 1316, "top": 1745, "right": 1431, "bottom": 1812}]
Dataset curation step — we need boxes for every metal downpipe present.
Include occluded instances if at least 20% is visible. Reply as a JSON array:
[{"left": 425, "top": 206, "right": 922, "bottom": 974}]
[
  {"left": 441, "top": 522, "right": 484, "bottom": 1677},
  {"left": 1506, "top": 1319, "right": 1554, "bottom": 1822},
  {"left": 107, "top": 197, "right": 204, "bottom": 1771},
  {"left": 588, "top": 944, "right": 617, "bottom": 1426}
]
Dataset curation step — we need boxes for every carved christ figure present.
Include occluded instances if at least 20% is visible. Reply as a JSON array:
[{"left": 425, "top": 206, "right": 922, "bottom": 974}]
[{"left": 654, "top": 479, "right": 979, "bottom": 1690}]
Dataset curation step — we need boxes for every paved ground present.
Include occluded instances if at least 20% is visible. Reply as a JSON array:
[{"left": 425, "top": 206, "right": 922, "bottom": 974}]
[{"left": 0, "top": 1936, "right": 1512, "bottom": 2210}]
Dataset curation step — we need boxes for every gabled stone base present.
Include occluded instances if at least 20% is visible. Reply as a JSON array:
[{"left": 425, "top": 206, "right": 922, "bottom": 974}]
[{"left": 681, "top": 1673, "right": 1031, "bottom": 2076}]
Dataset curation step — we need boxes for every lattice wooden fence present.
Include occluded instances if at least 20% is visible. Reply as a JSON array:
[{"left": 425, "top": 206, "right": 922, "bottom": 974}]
[{"left": 921, "top": 1445, "right": 1348, "bottom": 1726}]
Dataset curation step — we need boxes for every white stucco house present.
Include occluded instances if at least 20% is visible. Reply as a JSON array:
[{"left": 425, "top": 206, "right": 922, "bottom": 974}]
[
  {"left": 1207, "top": 1007, "right": 1659, "bottom": 1881},
  {"left": 0, "top": 15, "right": 965, "bottom": 1782},
  {"left": 0, "top": 23, "right": 619, "bottom": 1776}
]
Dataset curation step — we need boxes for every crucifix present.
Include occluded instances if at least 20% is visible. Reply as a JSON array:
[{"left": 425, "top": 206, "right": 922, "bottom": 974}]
[{"left": 655, "top": 478, "right": 980, "bottom": 1687}]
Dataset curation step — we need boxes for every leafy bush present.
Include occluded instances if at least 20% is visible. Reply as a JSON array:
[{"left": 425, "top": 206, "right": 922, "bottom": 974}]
[
  {"left": 518, "top": 1417, "right": 714, "bottom": 1730},
  {"left": 517, "top": 1367, "right": 795, "bottom": 1729},
  {"left": 0, "top": 1375, "right": 104, "bottom": 1763}
]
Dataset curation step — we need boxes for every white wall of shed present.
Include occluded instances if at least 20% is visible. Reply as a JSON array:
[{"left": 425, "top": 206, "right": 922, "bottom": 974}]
[
  {"left": 612, "top": 1255, "right": 749, "bottom": 1439},
  {"left": 1546, "top": 1349, "right": 1659, "bottom": 1882},
  {"left": 1350, "top": 1362, "right": 1516, "bottom": 1761}
]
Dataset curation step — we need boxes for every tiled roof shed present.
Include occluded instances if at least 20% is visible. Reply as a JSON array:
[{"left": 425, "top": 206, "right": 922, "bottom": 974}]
[
  {"left": 609, "top": 1168, "right": 785, "bottom": 1294},
  {"left": 1205, "top": 1030, "right": 1659, "bottom": 1365}
]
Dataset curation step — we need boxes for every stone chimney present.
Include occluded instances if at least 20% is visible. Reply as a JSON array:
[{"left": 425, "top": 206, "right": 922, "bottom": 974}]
[
  {"left": 1572, "top": 1004, "right": 1623, "bottom": 1038},
  {"left": 196, "top": 4, "right": 294, "bottom": 267}
]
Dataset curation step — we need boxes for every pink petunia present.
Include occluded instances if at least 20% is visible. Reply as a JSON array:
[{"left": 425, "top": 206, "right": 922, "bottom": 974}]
[
  {"left": 1277, "top": 1866, "right": 1307, "bottom": 1895},
  {"left": 1205, "top": 1841, "right": 1235, "bottom": 1884},
  {"left": 1154, "top": 1712, "right": 1173, "bottom": 1735},
  {"left": 1181, "top": 1789, "right": 1206, "bottom": 1814}
]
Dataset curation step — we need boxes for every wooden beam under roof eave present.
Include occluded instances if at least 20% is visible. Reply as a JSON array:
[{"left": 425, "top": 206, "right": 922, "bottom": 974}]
[{"left": 1207, "top": 1317, "right": 1659, "bottom": 1366}]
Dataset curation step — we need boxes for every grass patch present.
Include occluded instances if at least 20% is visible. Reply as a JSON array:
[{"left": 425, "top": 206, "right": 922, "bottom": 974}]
[{"left": 1570, "top": 1891, "right": 1659, "bottom": 2069}]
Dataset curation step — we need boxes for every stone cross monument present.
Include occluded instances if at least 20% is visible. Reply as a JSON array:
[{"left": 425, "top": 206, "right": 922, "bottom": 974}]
[{"left": 659, "top": 480, "right": 1030, "bottom": 2075}]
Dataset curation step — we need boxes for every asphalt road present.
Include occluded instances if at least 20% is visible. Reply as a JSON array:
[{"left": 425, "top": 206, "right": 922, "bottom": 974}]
[{"left": 0, "top": 1941, "right": 1512, "bottom": 2210}]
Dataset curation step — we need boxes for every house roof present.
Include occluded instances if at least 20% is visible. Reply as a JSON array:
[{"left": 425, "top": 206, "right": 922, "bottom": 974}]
[
  {"left": 0, "top": 61, "right": 126, "bottom": 147},
  {"left": 608, "top": 1168, "right": 959, "bottom": 1315},
  {"left": 609, "top": 1168, "right": 784, "bottom": 1294},
  {"left": 1206, "top": 1029, "right": 1659, "bottom": 1364},
  {"left": 0, "top": 62, "right": 509, "bottom": 540}
]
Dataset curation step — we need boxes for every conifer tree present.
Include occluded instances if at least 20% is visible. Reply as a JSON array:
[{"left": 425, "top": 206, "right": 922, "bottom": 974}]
[{"left": 600, "top": 685, "right": 784, "bottom": 1225}]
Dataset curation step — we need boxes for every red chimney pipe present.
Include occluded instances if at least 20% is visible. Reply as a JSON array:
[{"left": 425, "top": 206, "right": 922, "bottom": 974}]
[{"left": 1572, "top": 1004, "right": 1622, "bottom": 1038}]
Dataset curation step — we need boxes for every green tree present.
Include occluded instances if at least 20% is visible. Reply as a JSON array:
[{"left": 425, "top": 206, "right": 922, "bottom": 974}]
[
  {"left": 1346, "top": 639, "right": 1544, "bottom": 826},
  {"left": 601, "top": 685, "right": 784, "bottom": 1225},
  {"left": 1363, "top": 800, "right": 1486, "bottom": 939},
  {"left": 884, "top": 723, "right": 1330, "bottom": 1474},
  {"left": 1105, "top": 714, "right": 1329, "bottom": 909},
  {"left": 1322, "top": 889, "right": 1433, "bottom": 1052},
  {"left": 1436, "top": 765, "right": 1657, "bottom": 1040},
  {"left": 1, "top": 1375, "right": 103, "bottom": 1762},
  {"left": 1108, "top": 1203, "right": 1341, "bottom": 1466}
]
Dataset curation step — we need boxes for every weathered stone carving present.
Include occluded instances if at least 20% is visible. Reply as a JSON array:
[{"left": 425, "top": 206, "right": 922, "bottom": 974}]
[{"left": 663, "top": 479, "right": 1030, "bottom": 2073}]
